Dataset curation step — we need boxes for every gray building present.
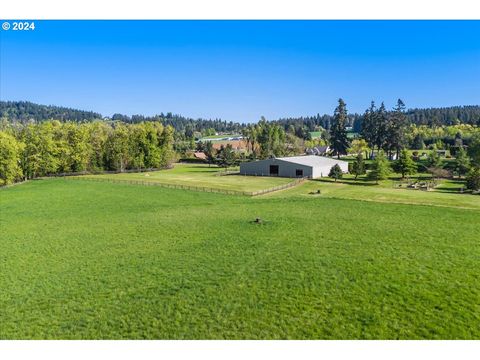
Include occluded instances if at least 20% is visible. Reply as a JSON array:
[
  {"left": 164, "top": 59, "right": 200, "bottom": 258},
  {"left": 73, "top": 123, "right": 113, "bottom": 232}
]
[{"left": 240, "top": 155, "right": 349, "bottom": 178}]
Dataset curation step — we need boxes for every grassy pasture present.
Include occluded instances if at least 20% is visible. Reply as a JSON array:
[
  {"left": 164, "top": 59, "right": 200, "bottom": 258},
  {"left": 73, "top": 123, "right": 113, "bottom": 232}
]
[
  {"left": 199, "top": 134, "right": 242, "bottom": 141},
  {"left": 269, "top": 176, "right": 480, "bottom": 210},
  {"left": 1, "top": 178, "right": 479, "bottom": 339},
  {"left": 80, "top": 163, "right": 293, "bottom": 192}
]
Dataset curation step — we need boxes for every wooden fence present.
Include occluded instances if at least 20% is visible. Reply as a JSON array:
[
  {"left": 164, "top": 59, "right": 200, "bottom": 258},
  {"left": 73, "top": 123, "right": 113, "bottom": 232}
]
[{"left": 64, "top": 175, "right": 307, "bottom": 197}]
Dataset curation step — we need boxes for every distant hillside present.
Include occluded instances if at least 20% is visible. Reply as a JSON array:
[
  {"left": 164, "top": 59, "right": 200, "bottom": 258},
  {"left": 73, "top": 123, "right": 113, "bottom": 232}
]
[
  {"left": 0, "top": 101, "right": 245, "bottom": 134},
  {"left": 2, "top": 101, "right": 479, "bottom": 134},
  {"left": 0, "top": 101, "right": 102, "bottom": 122},
  {"left": 110, "top": 112, "right": 246, "bottom": 134}
]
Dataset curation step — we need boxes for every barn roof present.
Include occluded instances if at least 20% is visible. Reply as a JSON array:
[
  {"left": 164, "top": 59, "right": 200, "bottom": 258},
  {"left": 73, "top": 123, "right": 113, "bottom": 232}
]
[{"left": 277, "top": 155, "right": 348, "bottom": 167}]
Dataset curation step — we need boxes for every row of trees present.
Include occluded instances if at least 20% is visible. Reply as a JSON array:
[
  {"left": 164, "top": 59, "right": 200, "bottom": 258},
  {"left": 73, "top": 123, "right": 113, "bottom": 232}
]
[
  {"left": 339, "top": 148, "right": 480, "bottom": 190},
  {"left": 241, "top": 117, "right": 296, "bottom": 159},
  {"left": 4, "top": 101, "right": 479, "bottom": 133},
  {"left": 0, "top": 121, "right": 176, "bottom": 185}
]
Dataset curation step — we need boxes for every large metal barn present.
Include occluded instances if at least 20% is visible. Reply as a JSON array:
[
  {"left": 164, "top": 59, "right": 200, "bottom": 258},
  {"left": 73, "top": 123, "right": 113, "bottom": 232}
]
[{"left": 239, "top": 155, "right": 349, "bottom": 178}]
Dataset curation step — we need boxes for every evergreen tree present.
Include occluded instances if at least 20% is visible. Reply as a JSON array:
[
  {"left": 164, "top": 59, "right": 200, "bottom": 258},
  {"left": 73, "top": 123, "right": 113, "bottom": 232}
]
[
  {"left": 204, "top": 141, "right": 215, "bottom": 167},
  {"left": 387, "top": 99, "right": 408, "bottom": 158},
  {"left": 376, "top": 102, "right": 389, "bottom": 153},
  {"left": 351, "top": 153, "right": 366, "bottom": 180},
  {"left": 395, "top": 149, "right": 417, "bottom": 178},
  {"left": 217, "top": 144, "right": 236, "bottom": 170},
  {"left": 412, "top": 134, "right": 425, "bottom": 150},
  {"left": 466, "top": 167, "right": 480, "bottom": 191},
  {"left": 329, "top": 99, "right": 350, "bottom": 159},
  {"left": 455, "top": 147, "right": 471, "bottom": 177},
  {"left": 368, "top": 151, "right": 391, "bottom": 184},
  {"left": 328, "top": 164, "right": 343, "bottom": 182},
  {"left": 360, "top": 101, "right": 377, "bottom": 158},
  {"left": 468, "top": 133, "right": 480, "bottom": 167},
  {"left": 427, "top": 147, "right": 443, "bottom": 168}
]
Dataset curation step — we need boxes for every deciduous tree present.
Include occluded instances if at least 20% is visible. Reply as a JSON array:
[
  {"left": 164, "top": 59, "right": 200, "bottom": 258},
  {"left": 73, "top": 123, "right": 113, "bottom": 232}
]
[{"left": 0, "top": 132, "right": 24, "bottom": 185}]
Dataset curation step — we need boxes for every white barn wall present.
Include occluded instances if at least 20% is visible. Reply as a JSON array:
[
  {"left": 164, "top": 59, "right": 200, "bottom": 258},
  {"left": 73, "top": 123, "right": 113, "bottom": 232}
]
[
  {"left": 311, "top": 161, "right": 349, "bottom": 178},
  {"left": 239, "top": 156, "right": 349, "bottom": 179}
]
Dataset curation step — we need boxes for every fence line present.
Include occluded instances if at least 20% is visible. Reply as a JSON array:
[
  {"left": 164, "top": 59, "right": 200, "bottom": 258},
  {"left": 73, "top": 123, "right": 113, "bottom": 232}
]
[
  {"left": 64, "top": 175, "right": 307, "bottom": 197},
  {"left": 45, "top": 167, "right": 172, "bottom": 178}
]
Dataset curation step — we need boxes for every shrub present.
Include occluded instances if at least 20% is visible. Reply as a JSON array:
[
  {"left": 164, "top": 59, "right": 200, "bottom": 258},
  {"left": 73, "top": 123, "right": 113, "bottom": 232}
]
[
  {"left": 466, "top": 167, "right": 480, "bottom": 191},
  {"left": 428, "top": 167, "right": 452, "bottom": 180}
]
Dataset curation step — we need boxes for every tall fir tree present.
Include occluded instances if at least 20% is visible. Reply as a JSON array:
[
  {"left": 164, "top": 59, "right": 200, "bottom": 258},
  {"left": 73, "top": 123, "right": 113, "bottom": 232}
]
[
  {"left": 360, "top": 101, "right": 377, "bottom": 158},
  {"left": 387, "top": 99, "right": 408, "bottom": 159},
  {"left": 375, "top": 102, "right": 389, "bottom": 153},
  {"left": 329, "top": 98, "right": 350, "bottom": 159}
]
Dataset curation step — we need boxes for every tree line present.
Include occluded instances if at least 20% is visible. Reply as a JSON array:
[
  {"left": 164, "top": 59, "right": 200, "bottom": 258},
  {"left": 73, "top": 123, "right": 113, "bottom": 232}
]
[
  {"left": 328, "top": 98, "right": 480, "bottom": 190},
  {"left": 1, "top": 101, "right": 246, "bottom": 136},
  {"left": 275, "top": 105, "right": 480, "bottom": 135},
  {"left": 0, "top": 121, "right": 176, "bottom": 186},
  {"left": 3, "top": 101, "right": 479, "bottom": 141},
  {"left": 0, "top": 101, "right": 102, "bottom": 122}
]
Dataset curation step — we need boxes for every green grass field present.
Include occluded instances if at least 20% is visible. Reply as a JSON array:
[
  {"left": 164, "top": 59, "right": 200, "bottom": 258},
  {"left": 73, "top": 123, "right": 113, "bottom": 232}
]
[
  {"left": 309, "top": 131, "right": 358, "bottom": 139},
  {"left": 81, "top": 163, "right": 293, "bottom": 192},
  {"left": 269, "top": 175, "right": 480, "bottom": 210},
  {"left": 1, "top": 169, "right": 479, "bottom": 339},
  {"left": 309, "top": 131, "right": 322, "bottom": 138},
  {"left": 199, "top": 134, "right": 241, "bottom": 141}
]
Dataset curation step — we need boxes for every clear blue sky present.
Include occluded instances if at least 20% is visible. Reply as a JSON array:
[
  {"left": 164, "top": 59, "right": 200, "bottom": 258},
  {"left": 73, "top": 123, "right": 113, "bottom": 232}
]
[{"left": 1, "top": 20, "right": 479, "bottom": 122}]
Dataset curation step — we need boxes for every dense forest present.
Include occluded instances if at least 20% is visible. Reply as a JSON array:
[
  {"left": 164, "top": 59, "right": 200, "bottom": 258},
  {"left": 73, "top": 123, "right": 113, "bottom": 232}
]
[
  {"left": 0, "top": 101, "right": 102, "bottom": 122},
  {"left": 2, "top": 101, "right": 479, "bottom": 136}
]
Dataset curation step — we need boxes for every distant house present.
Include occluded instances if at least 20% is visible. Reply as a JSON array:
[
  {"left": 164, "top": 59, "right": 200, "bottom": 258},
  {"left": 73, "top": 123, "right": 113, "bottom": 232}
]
[
  {"left": 240, "top": 155, "right": 349, "bottom": 178},
  {"left": 306, "top": 145, "right": 331, "bottom": 156},
  {"left": 193, "top": 152, "right": 207, "bottom": 160}
]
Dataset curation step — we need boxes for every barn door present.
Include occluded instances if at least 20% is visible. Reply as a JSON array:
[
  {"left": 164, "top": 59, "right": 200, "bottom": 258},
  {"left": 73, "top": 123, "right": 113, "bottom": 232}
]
[{"left": 269, "top": 165, "right": 279, "bottom": 176}]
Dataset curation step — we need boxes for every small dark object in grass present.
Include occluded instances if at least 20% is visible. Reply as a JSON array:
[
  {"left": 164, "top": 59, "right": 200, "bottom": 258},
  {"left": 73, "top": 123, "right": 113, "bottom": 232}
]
[
  {"left": 251, "top": 217, "right": 268, "bottom": 225},
  {"left": 309, "top": 189, "right": 321, "bottom": 195}
]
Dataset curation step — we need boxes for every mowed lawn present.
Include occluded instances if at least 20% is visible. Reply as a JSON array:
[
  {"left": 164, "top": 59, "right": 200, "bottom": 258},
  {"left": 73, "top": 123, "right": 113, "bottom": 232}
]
[
  {"left": 1, "top": 179, "right": 479, "bottom": 339},
  {"left": 80, "top": 163, "right": 293, "bottom": 192}
]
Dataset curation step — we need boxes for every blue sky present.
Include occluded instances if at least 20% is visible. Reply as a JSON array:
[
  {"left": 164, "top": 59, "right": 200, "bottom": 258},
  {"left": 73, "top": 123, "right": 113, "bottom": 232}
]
[{"left": 1, "top": 20, "right": 479, "bottom": 122}]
